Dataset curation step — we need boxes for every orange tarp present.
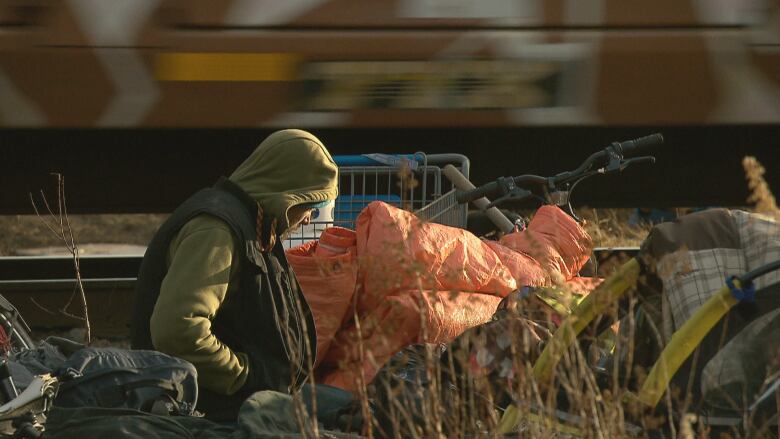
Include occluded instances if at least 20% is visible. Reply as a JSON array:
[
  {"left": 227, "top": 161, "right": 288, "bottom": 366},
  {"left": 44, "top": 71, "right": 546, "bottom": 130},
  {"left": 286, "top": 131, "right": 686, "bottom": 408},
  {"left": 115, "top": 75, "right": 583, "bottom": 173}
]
[{"left": 287, "top": 202, "right": 594, "bottom": 391}]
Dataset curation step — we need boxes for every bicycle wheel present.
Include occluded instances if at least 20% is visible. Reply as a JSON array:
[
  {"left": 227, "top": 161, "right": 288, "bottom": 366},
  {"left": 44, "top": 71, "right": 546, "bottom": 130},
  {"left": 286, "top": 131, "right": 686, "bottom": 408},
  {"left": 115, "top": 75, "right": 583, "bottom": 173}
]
[{"left": 0, "top": 295, "right": 34, "bottom": 355}]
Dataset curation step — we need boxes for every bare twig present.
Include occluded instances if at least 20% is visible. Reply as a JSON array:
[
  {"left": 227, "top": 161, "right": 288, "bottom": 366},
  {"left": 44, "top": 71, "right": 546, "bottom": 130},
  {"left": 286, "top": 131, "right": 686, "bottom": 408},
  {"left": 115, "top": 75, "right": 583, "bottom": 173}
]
[
  {"left": 28, "top": 298, "right": 56, "bottom": 316},
  {"left": 29, "top": 173, "right": 91, "bottom": 343}
]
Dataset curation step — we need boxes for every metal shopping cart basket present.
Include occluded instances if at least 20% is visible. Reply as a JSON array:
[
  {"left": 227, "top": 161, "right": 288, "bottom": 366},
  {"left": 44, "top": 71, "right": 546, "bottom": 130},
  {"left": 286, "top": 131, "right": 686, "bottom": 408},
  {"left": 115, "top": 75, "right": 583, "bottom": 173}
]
[{"left": 284, "top": 153, "right": 470, "bottom": 249}]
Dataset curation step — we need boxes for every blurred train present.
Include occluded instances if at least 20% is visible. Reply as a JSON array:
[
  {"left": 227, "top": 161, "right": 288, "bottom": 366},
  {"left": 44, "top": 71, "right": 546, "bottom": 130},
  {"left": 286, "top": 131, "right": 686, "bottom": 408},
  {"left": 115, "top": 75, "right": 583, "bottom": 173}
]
[
  {"left": 1, "top": 0, "right": 779, "bottom": 212},
  {"left": 0, "top": 0, "right": 778, "bottom": 127}
]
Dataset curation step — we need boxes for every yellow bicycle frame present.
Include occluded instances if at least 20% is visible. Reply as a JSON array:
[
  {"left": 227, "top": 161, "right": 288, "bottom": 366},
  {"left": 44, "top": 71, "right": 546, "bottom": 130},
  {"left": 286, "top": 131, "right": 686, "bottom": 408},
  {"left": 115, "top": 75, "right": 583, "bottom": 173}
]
[
  {"left": 635, "top": 281, "right": 739, "bottom": 407},
  {"left": 499, "top": 258, "right": 747, "bottom": 434},
  {"left": 499, "top": 258, "right": 640, "bottom": 433}
]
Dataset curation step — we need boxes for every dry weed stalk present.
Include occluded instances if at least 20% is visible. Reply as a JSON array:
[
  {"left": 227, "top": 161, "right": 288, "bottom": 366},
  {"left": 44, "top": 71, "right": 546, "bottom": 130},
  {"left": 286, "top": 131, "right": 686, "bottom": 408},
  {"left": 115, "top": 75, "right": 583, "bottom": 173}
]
[
  {"left": 29, "top": 173, "right": 91, "bottom": 343},
  {"left": 743, "top": 156, "right": 779, "bottom": 217}
]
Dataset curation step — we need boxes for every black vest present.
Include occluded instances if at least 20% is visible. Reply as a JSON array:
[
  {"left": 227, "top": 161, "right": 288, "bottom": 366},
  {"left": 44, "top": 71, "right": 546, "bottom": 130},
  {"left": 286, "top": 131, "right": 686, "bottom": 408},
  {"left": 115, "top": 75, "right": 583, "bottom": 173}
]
[{"left": 131, "top": 178, "right": 316, "bottom": 419}]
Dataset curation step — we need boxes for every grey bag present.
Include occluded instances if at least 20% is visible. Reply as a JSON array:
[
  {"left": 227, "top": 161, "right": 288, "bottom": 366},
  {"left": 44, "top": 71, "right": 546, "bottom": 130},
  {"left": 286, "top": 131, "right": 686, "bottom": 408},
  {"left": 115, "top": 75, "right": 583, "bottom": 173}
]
[{"left": 53, "top": 347, "right": 199, "bottom": 416}]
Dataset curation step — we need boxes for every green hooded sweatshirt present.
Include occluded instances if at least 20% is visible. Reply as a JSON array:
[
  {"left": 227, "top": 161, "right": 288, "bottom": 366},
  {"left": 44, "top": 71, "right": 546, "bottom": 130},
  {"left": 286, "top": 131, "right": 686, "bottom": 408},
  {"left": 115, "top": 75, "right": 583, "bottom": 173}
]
[{"left": 149, "top": 130, "right": 337, "bottom": 396}]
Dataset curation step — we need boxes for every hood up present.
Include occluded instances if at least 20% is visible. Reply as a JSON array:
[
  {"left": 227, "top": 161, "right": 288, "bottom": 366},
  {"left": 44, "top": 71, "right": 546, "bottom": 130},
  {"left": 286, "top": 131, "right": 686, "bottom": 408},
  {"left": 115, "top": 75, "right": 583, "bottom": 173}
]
[{"left": 229, "top": 129, "right": 338, "bottom": 234}]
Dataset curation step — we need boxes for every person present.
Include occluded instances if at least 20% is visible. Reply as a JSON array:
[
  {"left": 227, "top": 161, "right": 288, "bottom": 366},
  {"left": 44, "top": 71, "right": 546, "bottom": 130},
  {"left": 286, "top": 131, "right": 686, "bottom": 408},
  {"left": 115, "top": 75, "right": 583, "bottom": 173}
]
[{"left": 130, "top": 129, "right": 338, "bottom": 420}]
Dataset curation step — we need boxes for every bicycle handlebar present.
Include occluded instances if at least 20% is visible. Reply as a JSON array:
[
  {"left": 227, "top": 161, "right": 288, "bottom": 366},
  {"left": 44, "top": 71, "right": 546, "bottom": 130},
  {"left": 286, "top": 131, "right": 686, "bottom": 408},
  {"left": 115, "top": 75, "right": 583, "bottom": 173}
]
[
  {"left": 455, "top": 182, "right": 499, "bottom": 204},
  {"left": 456, "top": 133, "right": 664, "bottom": 206},
  {"left": 613, "top": 133, "right": 664, "bottom": 156}
]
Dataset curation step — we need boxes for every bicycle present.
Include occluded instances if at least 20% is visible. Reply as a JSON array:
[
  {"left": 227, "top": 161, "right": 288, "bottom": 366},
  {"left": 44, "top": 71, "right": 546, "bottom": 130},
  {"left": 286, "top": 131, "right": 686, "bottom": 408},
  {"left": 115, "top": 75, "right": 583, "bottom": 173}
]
[
  {"left": 0, "top": 373, "right": 58, "bottom": 438},
  {"left": 447, "top": 133, "right": 662, "bottom": 282},
  {"left": 412, "top": 134, "right": 657, "bottom": 434},
  {"left": 0, "top": 294, "right": 43, "bottom": 438},
  {"left": 0, "top": 295, "right": 34, "bottom": 358},
  {"left": 448, "top": 133, "right": 780, "bottom": 436},
  {"left": 453, "top": 133, "right": 663, "bottom": 227}
]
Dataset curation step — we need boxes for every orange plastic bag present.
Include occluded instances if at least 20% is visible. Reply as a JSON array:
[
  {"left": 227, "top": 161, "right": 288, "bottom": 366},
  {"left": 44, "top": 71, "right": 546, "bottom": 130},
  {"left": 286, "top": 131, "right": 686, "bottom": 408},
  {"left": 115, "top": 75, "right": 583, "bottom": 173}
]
[
  {"left": 355, "top": 201, "right": 518, "bottom": 314},
  {"left": 290, "top": 202, "right": 595, "bottom": 391},
  {"left": 499, "top": 205, "right": 592, "bottom": 283},
  {"left": 286, "top": 227, "right": 358, "bottom": 366},
  {"left": 318, "top": 289, "right": 503, "bottom": 391}
]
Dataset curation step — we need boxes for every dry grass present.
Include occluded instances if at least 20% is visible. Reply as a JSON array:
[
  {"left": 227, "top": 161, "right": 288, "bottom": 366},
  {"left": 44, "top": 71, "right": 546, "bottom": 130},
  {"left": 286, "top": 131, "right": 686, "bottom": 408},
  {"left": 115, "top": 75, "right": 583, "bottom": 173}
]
[
  {"left": 7, "top": 157, "right": 780, "bottom": 437},
  {"left": 579, "top": 208, "right": 653, "bottom": 248}
]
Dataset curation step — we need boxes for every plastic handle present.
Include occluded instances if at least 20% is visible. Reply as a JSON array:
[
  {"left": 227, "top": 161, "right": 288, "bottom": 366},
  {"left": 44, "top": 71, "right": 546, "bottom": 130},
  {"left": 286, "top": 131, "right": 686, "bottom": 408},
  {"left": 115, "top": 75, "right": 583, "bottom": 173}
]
[
  {"left": 333, "top": 154, "right": 419, "bottom": 167},
  {"left": 616, "top": 133, "right": 664, "bottom": 156}
]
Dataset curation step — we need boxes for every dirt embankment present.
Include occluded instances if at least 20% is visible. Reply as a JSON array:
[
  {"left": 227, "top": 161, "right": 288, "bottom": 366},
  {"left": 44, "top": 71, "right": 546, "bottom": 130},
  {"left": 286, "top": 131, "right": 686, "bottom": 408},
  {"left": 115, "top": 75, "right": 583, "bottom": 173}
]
[
  {"left": 0, "top": 210, "right": 654, "bottom": 256},
  {"left": 0, "top": 214, "right": 167, "bottom": 256}
]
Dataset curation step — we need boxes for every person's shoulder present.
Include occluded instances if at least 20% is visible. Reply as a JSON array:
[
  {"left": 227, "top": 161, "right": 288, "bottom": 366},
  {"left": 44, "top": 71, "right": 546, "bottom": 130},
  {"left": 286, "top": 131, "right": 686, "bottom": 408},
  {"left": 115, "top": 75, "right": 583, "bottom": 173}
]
[
  {"left": 166, "top": 214, "right": 238, "bottom": 264},
  {"left": 178, "top": 214, "right": 234, "bottom": 237}
]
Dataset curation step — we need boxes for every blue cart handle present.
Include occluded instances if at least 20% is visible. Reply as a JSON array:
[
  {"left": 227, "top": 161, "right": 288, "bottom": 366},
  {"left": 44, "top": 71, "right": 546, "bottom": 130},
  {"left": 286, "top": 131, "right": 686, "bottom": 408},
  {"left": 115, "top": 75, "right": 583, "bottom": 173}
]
[{"left": 334, "top": 153, "right": 423, "bottom": 169}]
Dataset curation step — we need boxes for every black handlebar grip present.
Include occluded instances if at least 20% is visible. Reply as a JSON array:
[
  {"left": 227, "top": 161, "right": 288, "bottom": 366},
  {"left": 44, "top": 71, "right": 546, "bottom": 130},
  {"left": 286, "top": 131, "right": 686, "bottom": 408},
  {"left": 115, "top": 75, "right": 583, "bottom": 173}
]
[
  {"left": 455, "top": 181, "right": 499, "bottom": 204},
  {"left": 617, "top": 133, "right": 664, "bottom": 156}
]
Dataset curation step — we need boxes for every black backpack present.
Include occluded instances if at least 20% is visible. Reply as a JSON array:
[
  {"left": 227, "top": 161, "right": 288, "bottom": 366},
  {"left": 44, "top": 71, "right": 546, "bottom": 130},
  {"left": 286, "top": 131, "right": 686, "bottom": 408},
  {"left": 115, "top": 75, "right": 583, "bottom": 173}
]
[{"left": 52, "top": 347, "right": 198, "bottom": 416}]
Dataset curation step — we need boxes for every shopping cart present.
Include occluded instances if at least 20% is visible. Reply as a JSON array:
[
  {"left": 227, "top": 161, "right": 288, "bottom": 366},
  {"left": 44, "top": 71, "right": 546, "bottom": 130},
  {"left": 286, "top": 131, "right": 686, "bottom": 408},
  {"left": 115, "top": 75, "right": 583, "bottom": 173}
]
[{"left": 284, "top": 153, "right": 470, "bottom": 249}]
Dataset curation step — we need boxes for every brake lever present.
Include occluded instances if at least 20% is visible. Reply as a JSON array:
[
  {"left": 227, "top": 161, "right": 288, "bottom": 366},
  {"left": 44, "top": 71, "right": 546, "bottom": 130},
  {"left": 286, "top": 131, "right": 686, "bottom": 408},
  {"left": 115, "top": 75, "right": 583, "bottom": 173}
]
[
  {"left": 486, "top": 187, "right": 534, "bottom": 209},
  {"left": 603, "top": 144, "right": 624, "bottom": 173},
  {"left": 601, "top": 154, "right": 656, "bottom": 173},
  {"left": 618, "top": 155, "right": 656, "bottom": 171}
]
